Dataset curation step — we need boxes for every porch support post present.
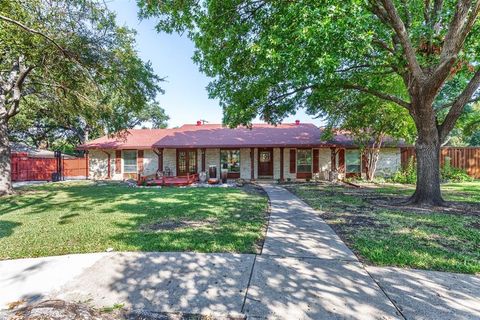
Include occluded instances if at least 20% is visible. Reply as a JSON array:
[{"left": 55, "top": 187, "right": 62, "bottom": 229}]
[
  {"left": 280, "top": 147, "right": 284, "bottom": 181},
  {"left": 201, "top": 148, "right": 206, "bottom": 172},
  {"left": 250, "top": 147, "right": 254, "bottom": 180}
]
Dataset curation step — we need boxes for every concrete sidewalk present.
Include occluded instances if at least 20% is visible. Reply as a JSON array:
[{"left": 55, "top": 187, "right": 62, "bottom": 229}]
[
  {"left": 243, "top": 184, "right": 401, "bottom": 319},
  {"left": 1, "top": 184, "right": 479, "bottom": 319}
]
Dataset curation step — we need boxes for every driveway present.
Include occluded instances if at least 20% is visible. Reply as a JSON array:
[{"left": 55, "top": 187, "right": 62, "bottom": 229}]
[{"left": 1, "top": 184, "right": 479, "bottom": 319}]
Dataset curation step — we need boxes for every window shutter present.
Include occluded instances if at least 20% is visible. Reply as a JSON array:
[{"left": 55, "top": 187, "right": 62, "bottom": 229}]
[
  {"left": 313, "top": 149, "right": 319, "bottom": 173},
  {"left": 137, "top": 150, "right": 144, "bottom": 173},
  {"left": 115, "top": 150, "right": 121, "bottom": 174},
  {"left": 338, "top": 149, "right": 345, "bottom": 173},
  {"left": 289, "top": 149, "right": 296, "bottom": 173}
]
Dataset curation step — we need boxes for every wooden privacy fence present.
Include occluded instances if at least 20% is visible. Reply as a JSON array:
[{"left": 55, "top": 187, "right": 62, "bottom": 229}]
[
  {"left": 11, "top": 153, "right": 88, "bottom": 182},
  {"left": 400, "top": 147, "right": 480, "bottom": 179}
]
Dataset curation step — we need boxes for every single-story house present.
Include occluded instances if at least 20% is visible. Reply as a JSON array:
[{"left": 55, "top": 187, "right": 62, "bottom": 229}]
[{"left": 78, "top": 121, "right": 403, "bottom": 181}]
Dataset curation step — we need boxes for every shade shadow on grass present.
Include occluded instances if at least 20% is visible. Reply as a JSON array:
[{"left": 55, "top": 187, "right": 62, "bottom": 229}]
[
  {"left": 286, "top": 182, "right": 480, "bottom": 274},
  {"left": 0, "top": 181, "right": 268, "bottom": 259}
]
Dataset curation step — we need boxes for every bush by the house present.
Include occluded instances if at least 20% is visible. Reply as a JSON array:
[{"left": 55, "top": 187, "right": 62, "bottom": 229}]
[
  {"left": 390, "top": 157, "right": 473, "bottom": 184},
  {"left": 389, "top": 157, "right": 417, "bottom": 184}
]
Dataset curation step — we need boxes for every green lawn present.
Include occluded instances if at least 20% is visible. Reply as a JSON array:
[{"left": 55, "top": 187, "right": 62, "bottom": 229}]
[
  {"left": 286, "top": 181, "right": 480, "bottom": 274},
  {"left": 0, "top": 181, "right": 268, "bottom": 260}
]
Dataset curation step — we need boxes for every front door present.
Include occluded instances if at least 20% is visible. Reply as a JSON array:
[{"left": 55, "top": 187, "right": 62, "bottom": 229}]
[
  {"left": 177, "top": 149, "right": 197, "bottom": 176},
  {"left": 258, "top": 148, "right": 273, "bottom": 177}
]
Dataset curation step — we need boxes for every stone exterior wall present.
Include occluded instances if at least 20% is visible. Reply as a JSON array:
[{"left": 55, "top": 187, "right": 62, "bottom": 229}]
[
  {"left": 87, "top": 146, "right": 401, "bottom": 181},
  {"left": 88, "top": 150, "right": 109, "bottom": 180},
  {"left": 283, "top": 148, "right": 296, "bottom": 181},
  {"left": 197, "top": 148, "right": 203, "bottom": 173},
  {"left": 143, "top": 150, "right": 158, "bottom": 176},
  {"left": 317, "top": 148, "right": 331, "bottom": 180},
  {"left": 240, "top": 148, "right": 252, "bottom": 179},
  {"left": 253, "top": 148, "right": 259, "bottom": 179},
  {"left": 375, "top": 148, "right": 401, "bottom": 176},
  {"left": 273, "top": 148, "right": 281, "bottom": 180},
  {"left": 205, "top": 148, "right": 220, "bottom": 178},
  {"left": 163, "top": 148, "right": 177, "bottom": 176}
]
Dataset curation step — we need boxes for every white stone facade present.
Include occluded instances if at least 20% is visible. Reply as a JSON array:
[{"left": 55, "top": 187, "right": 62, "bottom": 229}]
[
  {"left": 88, "top": 150, "right": 109, "bottom": 180},
  {"left": 142, "top": 150, "right": 158, "bottom": 176},
  {"left": 87, "top": 146, "right": 401, "bottom": 181},
  {"left": 375, "top": 148, "right": 401, "bottom": 176},
  {"left": 240, "top": 148, "right": 252, "bottom": 179},
  {"left": 163, "top": 148, "right": 176, "bottom": 176}
]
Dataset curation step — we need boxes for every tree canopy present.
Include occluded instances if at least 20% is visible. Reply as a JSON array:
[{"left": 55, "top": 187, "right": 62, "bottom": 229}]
[
  {"left": 0, "top": 0, "right": 166, "bottom": 194},
  {"left": 140, "top": 0, "right": 480, "bottom": 205}
]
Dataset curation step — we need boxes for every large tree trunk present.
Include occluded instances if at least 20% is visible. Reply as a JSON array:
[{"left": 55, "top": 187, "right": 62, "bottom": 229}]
[
  {"left": 0, "top": 118, "right": 13, "bottom": 196},
  {"left": 409, "top": 140, "right": 444, "bottom": 205},
  {"left": 408, "top": 102, "right": 444, "bottom": 206}
]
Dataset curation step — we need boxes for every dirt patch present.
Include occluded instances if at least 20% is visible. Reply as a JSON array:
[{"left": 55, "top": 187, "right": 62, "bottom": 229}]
[
  {"left": 141, "top": 218, "right": 218, "bottom": 232},
  {"left": 367, "top": 197, "right": 480, "bottom": 217},
  {"left": 288, "top": 182, "right": 480, "bottom": 217},
  {"left": 469, "top": 221, "right": 480, "bottom": 229},
  {"left": 5, "top": 300, "right": 243, "bottom": 320},
  {"left": 6, "top": 300, "right": 120, "bottom": 320},
  {"left": 241, "top": 183, "right": 268, "bottom": 197}
]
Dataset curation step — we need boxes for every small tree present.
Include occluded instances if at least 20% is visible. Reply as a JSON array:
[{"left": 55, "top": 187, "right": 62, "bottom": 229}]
[
  {"left": 323, "top": 94, "right": 415, "bottom": 180},
  {"left": 0, "top": 0, "right": 163, "bottom": 194}
]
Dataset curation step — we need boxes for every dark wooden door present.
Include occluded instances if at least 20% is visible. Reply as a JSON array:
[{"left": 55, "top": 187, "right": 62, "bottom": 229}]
[
  {"left": 258, "top": 148, "right": 273, "bottom": 177},
  {"left": 177, "top": 149, "right": 197, "bottom": 176}
]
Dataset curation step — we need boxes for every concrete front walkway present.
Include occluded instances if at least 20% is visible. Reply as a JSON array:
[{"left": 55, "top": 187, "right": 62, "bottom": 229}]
[
  {"left": 1, "top": 184, "right": 479, "bottom": 319},
  {"left": 243, "top": 184, "right": 401, "bottom": 319}
]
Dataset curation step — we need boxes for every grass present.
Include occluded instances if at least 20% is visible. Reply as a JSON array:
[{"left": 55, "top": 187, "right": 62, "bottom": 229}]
[
  {"left": 286, "top": 181, "right": 480, "bottom": 274},
  {"left": 0, "top": 181, "right": 268, "bottom": 260}
]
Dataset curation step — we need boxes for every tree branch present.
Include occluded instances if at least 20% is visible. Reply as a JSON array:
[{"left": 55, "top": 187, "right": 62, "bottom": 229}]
[
  {"left": 436, "top": 96, "right": 480, "bottom": 110},
  {"left": 0, "top": 14, "right": 69, "bottom": 58},
  {"left": 342, "top": 84, "right": 411, "bottom": 109},
  {"left": 439, "top": 67, "right": 480, "bottom": 141},
  {"left": 430, "top": 1, "right": 480, "bottom": 91},
  {"left": 375, "top": 0, "right": 425, "bottom": 82}
]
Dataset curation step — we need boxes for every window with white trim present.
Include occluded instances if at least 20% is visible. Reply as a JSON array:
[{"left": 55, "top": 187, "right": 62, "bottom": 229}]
[
  {"left": 220, "top": 149, "right": 240, "bottom": 173},
  {"left": 297, "top": 149, "right": 312, "bottom": 173},
  {"left": 346, "top": 150, "right": 361, "bottom": 173},
  {"left": 123, "top": 150, "right": 137, "bottom": 173}
]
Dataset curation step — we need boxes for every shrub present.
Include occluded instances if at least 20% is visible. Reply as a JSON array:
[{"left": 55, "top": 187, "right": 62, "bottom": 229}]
[
  {"left": 390, "top": 157, "right": 416, "bottom": 184},
  {"left": 441, "top": 159, "right": 473, "bottom": 182},
  {"left": 390, "top": 157, "right": 473, "bottom": 184}
]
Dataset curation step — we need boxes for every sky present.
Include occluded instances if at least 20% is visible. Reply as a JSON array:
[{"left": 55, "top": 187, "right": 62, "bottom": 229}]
[{"left": 107, "top": 0, "right": 324, "bottom": 128}]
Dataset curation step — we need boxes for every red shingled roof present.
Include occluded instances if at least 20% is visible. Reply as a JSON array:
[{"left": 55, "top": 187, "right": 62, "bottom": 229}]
[
  {"left": 78, "top": 123, "right": 405, "bottom": 150},
  {"left": 79, "top": 123, "right": 331, "bottom": 149}
]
